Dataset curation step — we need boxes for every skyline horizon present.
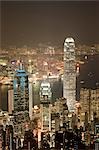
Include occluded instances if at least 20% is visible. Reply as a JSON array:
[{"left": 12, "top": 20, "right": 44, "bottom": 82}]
[
  {"left": 1, "top": 40, "right": 99, "bottom": 49},
  {"left": 1, "top": 1, "right": 99, "bottom": 48}
]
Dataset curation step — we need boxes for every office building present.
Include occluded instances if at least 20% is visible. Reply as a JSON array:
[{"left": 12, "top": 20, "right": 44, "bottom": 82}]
[
  {"left": 8, "top": 89, "right": 14, "bottom": 114},
  {"left": 80, "top": 88, "right": 99, "bottom": 123},
  {"left": 40, "top": 80, "right": 52, "bottom": 132},
  {"left": 13, "top": 63, "right": 29, "bottom": 135},
  {"left": 29, "top": 80, "right": 33, "bottom": 120},
  {"left": 63, "top": 37, "right": 76, "bottom": 112}
]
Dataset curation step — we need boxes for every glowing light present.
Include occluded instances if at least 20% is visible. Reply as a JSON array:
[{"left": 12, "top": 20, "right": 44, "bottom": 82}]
[
  {"left": 17, "top": 60, "right": 20, "bottom": 64},
  {"left": 34, "top": 105, "right": 39, "bottom": 110},
  {"left": 29, "top": 59, "right": 31, "bottom": 63}
]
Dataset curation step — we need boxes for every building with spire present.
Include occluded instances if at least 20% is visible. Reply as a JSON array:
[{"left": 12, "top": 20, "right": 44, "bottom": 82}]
[{"left": 13, "top": 63, "right": 29, "bottom": 135}]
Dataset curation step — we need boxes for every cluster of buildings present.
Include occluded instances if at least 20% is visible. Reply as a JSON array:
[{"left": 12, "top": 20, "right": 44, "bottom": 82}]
[{"left": 0, "top": 38, "right": 99, "bottom": 149}]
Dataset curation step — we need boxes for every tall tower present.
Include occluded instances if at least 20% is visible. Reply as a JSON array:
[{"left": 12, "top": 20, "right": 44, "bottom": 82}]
[
  {"left": 29, "top": 80, "right": 33, "bottom": 120},
  {"left": 8, "top": 89, "right": 14, "bottom": 114},
  {"left": 13, "top": 63, "right": 29, "bottom": 134},
  {"left": 40, "top": 80, "right": 52, "bottom": 132},
  {"left": 63, "top": 37, "right": 76, "bottom": 112},
  {"left": 28, "top": 59, "right": 32, "bottom": 74}
]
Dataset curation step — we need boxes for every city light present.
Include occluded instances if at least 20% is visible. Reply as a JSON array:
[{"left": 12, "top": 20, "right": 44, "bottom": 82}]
[{"left": 0, "top": 1, "right": 99, "bottom": 149}]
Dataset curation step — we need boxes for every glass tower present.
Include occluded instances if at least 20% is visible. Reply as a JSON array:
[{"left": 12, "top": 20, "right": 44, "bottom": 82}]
[
  {"left": 13, "top": 65, "right": 29, "bottom": 135},
  {"left": 63, "top": 38, "right": 76, "bottom": 112}
]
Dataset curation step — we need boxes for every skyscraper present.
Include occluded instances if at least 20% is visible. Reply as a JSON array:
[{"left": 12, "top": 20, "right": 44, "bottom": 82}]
[
  {"left": 8, "top": 89, "right": 14, "bottom": 114},
  {"left": 63, "top": 38, "right": 76, "bottom": 112},
  {"left": 29, "top": 80, "right": 33, "bottom": 120},
  {"left": 13, "top": 63, "right": 29, "bottom": 134},
  {"left": 40, "top": 80, "right": 52, "bottom": 132}
]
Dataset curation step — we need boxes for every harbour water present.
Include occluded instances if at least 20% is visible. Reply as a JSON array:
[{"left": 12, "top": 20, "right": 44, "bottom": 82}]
[{"left": 0, "top": 79, "right": 63, "bottom": 111}]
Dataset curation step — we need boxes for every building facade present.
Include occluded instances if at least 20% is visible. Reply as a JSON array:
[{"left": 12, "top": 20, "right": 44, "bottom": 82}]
[
  {"left": 40, "top": 80, "right": 52, "bottom": 132},
  {"left": 80, "top": 88, "right": 99, "bottom": 124},
  {"left": 29, "top": 81, "right": 33, "bottom": 120},
  {"left": 63, "top": 37, "right": 76, "bottom": 112},
  {"left": 13, "top": 65, "right": 29, "bottom": 135},
  {"left": 8, "top": 89, "right": 14, "bottom": 114}
]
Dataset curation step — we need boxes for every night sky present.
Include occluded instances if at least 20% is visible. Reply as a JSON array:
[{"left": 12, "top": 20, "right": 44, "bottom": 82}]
[{"left": 1, "top": 1, "right": 99, "bottom": 48}]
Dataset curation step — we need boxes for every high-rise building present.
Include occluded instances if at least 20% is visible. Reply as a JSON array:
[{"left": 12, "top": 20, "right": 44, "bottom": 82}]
[
  {"left": 29, "top": 80, "right": 33, "bottom": 120},
  {"left": 8, "top": 89, "right": 14, "bottom": 114},
  {"left": 5, "top": 125, "right": 14, "bottom": 150},
  {"left": 28, "top": 59, "right": 32, "bottom": 74},
  {"left": 40, "top": 80, "right": 52, "bottom": 132},
  {"left": 80, "top": 88, "right": 99, "bottom": 123},
  {"left": 0, "top": 125, "right": 3, "bottom": 149},
  {"left": 63, "top": 37, "right": 76, "bottom": 112},
  {"left": 13, "top": 63, "right": 29, "bottom": 134}
]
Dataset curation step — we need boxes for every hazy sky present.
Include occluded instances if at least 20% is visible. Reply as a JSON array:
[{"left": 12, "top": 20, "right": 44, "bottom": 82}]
[{"left": 1, "top": 1, "right": 99, "bottom": 48}]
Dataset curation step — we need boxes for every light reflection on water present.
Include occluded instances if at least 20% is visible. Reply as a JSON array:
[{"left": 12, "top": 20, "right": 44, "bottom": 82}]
[{"left": 0, "top": 80, "right": 63, "bottom": 111}]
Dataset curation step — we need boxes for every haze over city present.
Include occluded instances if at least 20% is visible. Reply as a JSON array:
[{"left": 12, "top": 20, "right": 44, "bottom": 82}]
[{"left": 1, "top": 1, "right": 99, "bottom": 48}]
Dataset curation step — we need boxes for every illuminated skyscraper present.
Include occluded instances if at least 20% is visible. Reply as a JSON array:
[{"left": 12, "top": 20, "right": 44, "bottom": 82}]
[
  {"left": 13, "top": 63, "right": 29, "bottom": 134},
  {"left": 40, "top": 81, "right": 52, "bottom": 101},
  {"left": 29, "top": 80, "right": 33, "bottom": 120},
  {"left": 28, "top": 59, "right": 32, "bottom": 74},
  {"left": 63, "top": 38, "right": 76, "bottom": 112},
  {"left": 40, "top": 80, "right": 52, "bottom": 132},
  {"left": 8, "top": 89, "right": 14, "bottom": 114}
]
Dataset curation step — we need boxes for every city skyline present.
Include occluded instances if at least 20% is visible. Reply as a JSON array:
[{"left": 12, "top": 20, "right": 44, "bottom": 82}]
[
  {"left": 0, "top": 1, "right": 99, "bottom": 148},
  {"left": 1, "top": 1, "right": 99, "bottom": 48}
]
